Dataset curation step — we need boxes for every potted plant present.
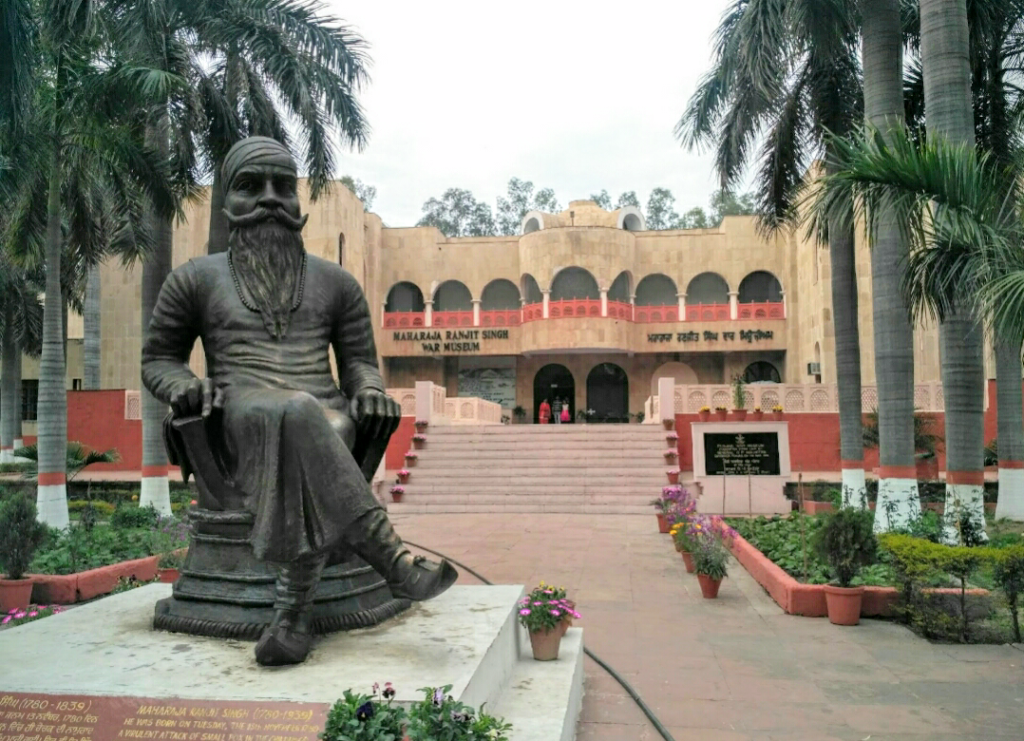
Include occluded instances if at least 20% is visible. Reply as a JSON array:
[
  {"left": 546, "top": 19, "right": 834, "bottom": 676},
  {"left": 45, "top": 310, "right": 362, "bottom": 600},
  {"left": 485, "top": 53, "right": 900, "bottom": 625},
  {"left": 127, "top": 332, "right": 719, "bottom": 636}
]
[
  {"left": 750, "top": 406, "right": 763, "bottom": 421},
  {"left": 322, "top": 682, "right": 407, "bottom": 741},
  {"left": 414, "top": 419, "right": 428, "bottom": 431},
  {"left": 513, "top": 405, "right": 527, "bottom": 424},
  {"left": 666, "top": 468, "right": 680, "bottom": 485},
  {"left": 670, "top": 516, "right": 709, "bottom": 574},
  {"left": 0, "top": 493, "right": 48, "bottom": 612},
  {"left": 771, "top": 405, "right": 784, "bottom": 421},
  {"left": 396, "top": 468, "right": 411, "bottom": 484},
  {"left": 404, "top": 451, "right": 418, "bottom": 467},
  {"left": 665, "top": 430, "right": 679, "bottom": 444},
  {"left": 714, "top": 406, "right": 728, "bottom": 421},
  {"left": 517, "top": 586, "right": 580, "bottom": 661},
  {"left": 731, "top": 375, "right": 747, "bottom": 420},
  {"left": 663, "top": 448, "right": 678, "bottom": 462},
  {"left": 407, "top": 685, "right": 512, "bottom": 740},
  {"left": 390, "top": 485, "right": 406, "bottom": 503},
  {"left": 697, "top": 406, "right": 711, "bottom": 422},
  {"left": 651, "top": 496, "right": 672, "bottom": 533},
  {"left": 661, "top": 415, "right": 674, "bottom": 430},
  {"left": 812, "top": 508, "right": 877, "bottom": 625},
  {"left": 412, "top": 433, "right": 427, "bottom": 449},
  {"left": 157, "top": 551, "right": 185, "bottom": 584},
  {"left": 693, "top": 536, "right": 729, "bottom": 598}
]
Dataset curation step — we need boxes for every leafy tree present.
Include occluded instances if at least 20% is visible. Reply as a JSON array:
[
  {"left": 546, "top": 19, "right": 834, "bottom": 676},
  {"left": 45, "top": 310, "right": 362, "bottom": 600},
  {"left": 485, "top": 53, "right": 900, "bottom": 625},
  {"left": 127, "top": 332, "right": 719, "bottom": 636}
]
[
  {"left": 340, "top": 175, "right": 376, "bottom": 211},
  {"left": 589, "top": 189, "right": 640, "bottom": 210},
  {"left": 644, "top": 188, "right": 682, "bottom": 230},
  {"left": 710, "top": 189, "right": 757, "bottom": 224},
  {"left": 418, "top": 188, "right": 495, "bottom": 237},
  {"left": 495, "top": 177, "right": 561, "bottom": 235},
  {"left": 679, "top": 207, "right": 710, "bottom": 229}
]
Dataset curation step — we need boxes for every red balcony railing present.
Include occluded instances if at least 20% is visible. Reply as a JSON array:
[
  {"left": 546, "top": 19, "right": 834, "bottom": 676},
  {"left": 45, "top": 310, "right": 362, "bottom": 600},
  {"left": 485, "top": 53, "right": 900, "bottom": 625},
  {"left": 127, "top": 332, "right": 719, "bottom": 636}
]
[
  {"left": 737, "top": 301, "right": 785, "bottom": 319},
  {"left": 522, "top": 303, "right": 544, "bottom": 322},
  {"left": 431, "top": 310, "right": 475, "bottom": 327},
  {"left": 548, "top": 299, "right": 602, "bottom": 318},
  {"left": 634, "top": 305, "right": 679, "bottom": 323},
  {"left": 685, "top": 304, "right": 731, "bottom": 322},
  {"left": 607, "top": 301, "right": 633, "bottom": 320},
  {"left": 383, "top": 311, "right": 425, "bottom": 328},
  {"left": 479, "top": 309, "right": 522, "bottom": 326}
]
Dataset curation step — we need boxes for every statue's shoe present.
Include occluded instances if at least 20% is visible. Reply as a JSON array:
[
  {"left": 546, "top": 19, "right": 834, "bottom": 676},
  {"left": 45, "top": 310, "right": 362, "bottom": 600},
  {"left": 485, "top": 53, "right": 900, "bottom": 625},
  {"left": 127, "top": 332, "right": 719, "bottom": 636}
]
[
  {"left": 388, "top": 556, "right": 458, "bottom": 601},
  {"left": 254, "top": 622, "right": 313, "bottom": 666}
]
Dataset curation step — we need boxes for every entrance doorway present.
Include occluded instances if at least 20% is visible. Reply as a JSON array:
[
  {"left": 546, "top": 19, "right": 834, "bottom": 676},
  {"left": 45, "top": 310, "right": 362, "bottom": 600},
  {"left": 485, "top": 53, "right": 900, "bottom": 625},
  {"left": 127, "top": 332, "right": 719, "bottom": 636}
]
[
  {"left": 534, "top": 364, "right": 575, "bottom": 423},
  {"left": 587, "top": 363, "right": 629, "bottom": 423}
]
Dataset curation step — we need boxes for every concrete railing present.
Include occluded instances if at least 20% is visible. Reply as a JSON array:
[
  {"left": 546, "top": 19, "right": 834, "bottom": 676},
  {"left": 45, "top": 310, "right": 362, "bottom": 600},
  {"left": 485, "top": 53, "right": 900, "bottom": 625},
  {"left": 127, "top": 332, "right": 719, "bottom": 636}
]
[{"left": 386, "top": 382, "right": 503, "bottom": 426}]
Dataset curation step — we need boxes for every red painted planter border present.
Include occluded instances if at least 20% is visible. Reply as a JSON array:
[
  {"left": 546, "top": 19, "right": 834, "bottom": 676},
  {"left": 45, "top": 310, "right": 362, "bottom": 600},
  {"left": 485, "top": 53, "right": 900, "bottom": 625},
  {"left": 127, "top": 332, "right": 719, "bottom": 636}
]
[
  {"left": 726, "top": 534, "right": 988, "bottom": 618},
  {"left": 30, "top": 555, "right": 160, "bottom": 605}
]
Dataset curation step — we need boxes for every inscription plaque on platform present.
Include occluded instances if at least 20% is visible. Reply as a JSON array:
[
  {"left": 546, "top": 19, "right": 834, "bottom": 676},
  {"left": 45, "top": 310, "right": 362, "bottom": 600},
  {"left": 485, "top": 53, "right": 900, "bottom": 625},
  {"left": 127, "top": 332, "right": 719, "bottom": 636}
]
[
  {"left": 704, "top": 432, "right": 781, "bottom": 476},
  {"left": 0, "top": 692, "right": 328, "bottom": 741}
]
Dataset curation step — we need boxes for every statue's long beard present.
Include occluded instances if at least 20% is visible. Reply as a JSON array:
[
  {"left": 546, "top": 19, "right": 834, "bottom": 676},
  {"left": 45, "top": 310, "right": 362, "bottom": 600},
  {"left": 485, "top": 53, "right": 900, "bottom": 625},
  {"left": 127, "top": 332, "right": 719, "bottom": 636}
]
[{"left": 229, "top": 220, "right": 306, "bottom": 340}]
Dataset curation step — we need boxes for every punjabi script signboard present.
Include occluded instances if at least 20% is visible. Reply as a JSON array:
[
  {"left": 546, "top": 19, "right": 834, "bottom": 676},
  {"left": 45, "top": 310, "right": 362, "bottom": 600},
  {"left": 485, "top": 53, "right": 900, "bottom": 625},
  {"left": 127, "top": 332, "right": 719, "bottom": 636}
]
[
  {"left": 704, "top": 432, "right": 781, "bottom": 476},
  {"left": 0, "top": 693, "right": 328, "bottom": 741}
]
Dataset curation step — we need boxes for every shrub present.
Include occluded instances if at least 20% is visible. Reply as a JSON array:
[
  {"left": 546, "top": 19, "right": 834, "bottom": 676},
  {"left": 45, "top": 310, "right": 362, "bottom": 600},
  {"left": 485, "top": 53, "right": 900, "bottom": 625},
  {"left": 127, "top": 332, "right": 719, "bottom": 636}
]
[
  {"left": 993, "top": 546, "right": 1024, "bottom": 643},
  {"left": 406, "top": 685, "right": 511, "bottom": 741},
  {"left": 694, "top": 537, "right": 729, "bottom": 580},
  {"left": 0, "top": 493, "right": 48, "bottom": 579},
  {"left": 322, "top": 683, "right": 405, "bottom": 741},
  {"left": 812, "top": 509, "right": 877, "bottom": 588},
  {"left": 110, "top": 504, "right": 160, "bottom": 530},
  {"left": 517, "top": 582, "right": 579, "bottom": 634},
  {"left": 68, "top": 500, "right": 116, "bottom": 517}
]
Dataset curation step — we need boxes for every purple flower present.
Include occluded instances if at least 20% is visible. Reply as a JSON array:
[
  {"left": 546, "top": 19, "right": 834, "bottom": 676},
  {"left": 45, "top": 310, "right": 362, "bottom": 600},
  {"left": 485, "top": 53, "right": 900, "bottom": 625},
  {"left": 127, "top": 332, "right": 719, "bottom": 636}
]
[
  {"left": 355, "top": 701, "right": 374, "bottom": 721},
  {"left": 519, "top": 608, "right": 531, "bottom": 616},
  {"left": 432, "top": 688, "right": 445, "bottom": 707},
  {"left": 1, "top": 617, "right": 9, "bottom": 625},
  {"left": 27, "top": 611, "right": 37, "bottom": 617},
  {"left": 550, "top": 609, "right": 561, "bottom": 617},
  {"left": 451, "top": 710, "right": 473, "bottom": 723},
  {"left": 533, "top": 601, "right": 542, "bottom": 606},
  {"left": 372, "top": 682, "right": 379, "bottom": 694},
  {"left": 13, "top": 612, "right": 25, "bottom": 619},
  {"left": 382, "top": 683, "right": 396, "bottom": 700}
]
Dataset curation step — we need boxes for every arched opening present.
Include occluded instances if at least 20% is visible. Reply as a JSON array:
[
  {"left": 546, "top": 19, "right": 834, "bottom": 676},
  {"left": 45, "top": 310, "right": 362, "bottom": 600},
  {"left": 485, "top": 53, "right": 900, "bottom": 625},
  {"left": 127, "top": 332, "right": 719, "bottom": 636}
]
[
  {"left": 521, "top": 274, "right": 543, "bottom": 304},
  {"left": 608, "top": 271, "right": 632, "bottom": 303},
  {"left": 384, "top": 282, "right": 426, "bottom": 328},
  {"left": 622, "top": 213, "right": 642, "bottom": 231},
  {"left": 433, "top": 280, "right": 473, "bottom": 310},
  {"left": 738, "top": 271, "right": 783, "bottom": 303},
  {"left": 338, "top": 232, "right": 345, "bottom": 267},
  {"left": 587, "top": 363, "right": 629, "bottom": 423},
  {"left": 550, "top": 267, "right": 600, "bottom": 300},
  {"left": 635, "top": 274, "right": 678, "bottom": 305},
  {"left": 744, "top": 361, "right": 781, "bottom": 384},
  {"left": 650, "top": 361, "right": 698, "bottom": 396},
  {"left": 686, "top": 272, "right": 729, "bottom": 304},
  {"left": 534, "top": 364, "right": 575, "bottom": 423},
  {"left": 481, "top": 279, "right": 520, "bottom": 310},
  {"left": 523, "top": 217, "right": 541, "bottom": 234}
]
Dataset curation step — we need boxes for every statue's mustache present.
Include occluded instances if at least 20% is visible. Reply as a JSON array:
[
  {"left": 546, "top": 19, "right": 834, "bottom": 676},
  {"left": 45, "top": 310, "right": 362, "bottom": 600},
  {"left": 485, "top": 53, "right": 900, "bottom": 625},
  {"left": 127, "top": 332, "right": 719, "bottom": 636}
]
[{"left": 225, "top": 206, "right": 308, "bottom": 231}]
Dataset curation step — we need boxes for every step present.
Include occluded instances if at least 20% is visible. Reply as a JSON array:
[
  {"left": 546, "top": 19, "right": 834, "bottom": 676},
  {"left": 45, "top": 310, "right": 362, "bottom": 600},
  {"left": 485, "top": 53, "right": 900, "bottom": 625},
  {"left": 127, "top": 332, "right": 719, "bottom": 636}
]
[{"left": 389, "top": 502, "right": 650, "bottom": 514}]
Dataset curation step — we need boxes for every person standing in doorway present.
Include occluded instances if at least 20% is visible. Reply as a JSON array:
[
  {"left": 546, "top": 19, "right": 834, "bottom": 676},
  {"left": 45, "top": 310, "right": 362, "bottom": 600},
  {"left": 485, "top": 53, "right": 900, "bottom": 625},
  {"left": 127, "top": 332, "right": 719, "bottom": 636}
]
[
  {"left": 560, "top": 402, "right": 570, "bottom": 424},
  {"left": 552, "top": 397, "right": 562, "bottom": 424},
  {"left": 539, "top": 398, "right": 551, "bottom": 425}
]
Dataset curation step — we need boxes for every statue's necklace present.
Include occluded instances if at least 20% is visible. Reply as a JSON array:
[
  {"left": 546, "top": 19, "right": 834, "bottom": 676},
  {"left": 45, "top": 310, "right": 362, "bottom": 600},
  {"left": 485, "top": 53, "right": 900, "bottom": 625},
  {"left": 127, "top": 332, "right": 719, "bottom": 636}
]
[{"left": 227, "top": 250, "right": 308, "bottom": 313}]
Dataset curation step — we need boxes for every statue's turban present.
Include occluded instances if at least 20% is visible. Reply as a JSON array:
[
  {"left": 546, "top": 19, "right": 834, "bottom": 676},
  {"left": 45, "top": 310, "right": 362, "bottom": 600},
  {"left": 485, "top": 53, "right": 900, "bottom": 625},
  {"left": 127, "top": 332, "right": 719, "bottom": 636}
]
[{"left": 222, "top": 137, "right": 296, "bottom": 191}]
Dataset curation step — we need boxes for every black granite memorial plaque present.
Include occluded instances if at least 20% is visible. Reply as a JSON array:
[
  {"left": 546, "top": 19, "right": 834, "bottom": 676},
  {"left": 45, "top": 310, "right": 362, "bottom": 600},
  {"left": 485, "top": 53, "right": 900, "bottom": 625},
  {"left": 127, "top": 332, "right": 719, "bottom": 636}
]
[{"left": 704, "top": 432, "right": 781, "bottom": 476}]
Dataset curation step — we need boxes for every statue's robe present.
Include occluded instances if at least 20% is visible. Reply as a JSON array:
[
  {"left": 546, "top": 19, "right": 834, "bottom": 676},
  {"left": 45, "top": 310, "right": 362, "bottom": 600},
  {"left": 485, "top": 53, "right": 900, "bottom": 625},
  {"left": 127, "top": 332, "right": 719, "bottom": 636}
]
[{"left": 142, "top": 252, "right": 385, "bottom": 563}]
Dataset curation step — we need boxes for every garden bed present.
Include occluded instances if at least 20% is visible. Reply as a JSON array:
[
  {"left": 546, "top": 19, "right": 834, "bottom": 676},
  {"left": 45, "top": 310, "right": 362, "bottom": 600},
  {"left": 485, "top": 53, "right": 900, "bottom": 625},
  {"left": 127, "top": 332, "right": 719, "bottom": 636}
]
[{"left": 30, "top": 555, "right": 160, "bottom": 604}]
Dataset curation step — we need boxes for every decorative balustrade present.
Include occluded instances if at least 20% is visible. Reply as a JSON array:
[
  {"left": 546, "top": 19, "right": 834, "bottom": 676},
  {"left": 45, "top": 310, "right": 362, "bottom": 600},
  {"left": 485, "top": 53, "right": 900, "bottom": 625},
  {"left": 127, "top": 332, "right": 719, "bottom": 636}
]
[
  {"left": 383, "top": 311, "right": 425, "bottom": 328},
  {"left": 607, "top": 301, "right": 633, "bottom": 320},
  {"left": 635, "top": 305, "right": 679, "bottom": 323},
  {"left": 737, "top": 301, "right": 785, "bottom": 319},
  {"left": 387, "top": 383, "right": 503, "bottom": 425},
  {"left": 479, "top": 309, "right": 521, "bottom": 326},
  {"left": 672, "top": 382, "right": 948, "bottom": 414},
  {"left": 522, "top": 303, "right": 544, "bottom": 323},
  {"left": 548, "top": 299, "right": 602, "bottom": 319},
  {"left": 444, "top": 396, "right": 503, "bottom": 424},
  {"left": 685, "top": 304, "right": 731, "bottom": 322},
  {"left": 431, "top": 310, "right": 474, "bottom": 327}
]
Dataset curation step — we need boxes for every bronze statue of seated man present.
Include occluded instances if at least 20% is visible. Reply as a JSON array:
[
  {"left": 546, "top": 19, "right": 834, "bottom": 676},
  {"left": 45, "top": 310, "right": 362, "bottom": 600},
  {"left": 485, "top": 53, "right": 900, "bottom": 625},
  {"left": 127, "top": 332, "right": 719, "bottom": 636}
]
[{"left": 141, "top": 136, "right": 457, "bottom": 666}]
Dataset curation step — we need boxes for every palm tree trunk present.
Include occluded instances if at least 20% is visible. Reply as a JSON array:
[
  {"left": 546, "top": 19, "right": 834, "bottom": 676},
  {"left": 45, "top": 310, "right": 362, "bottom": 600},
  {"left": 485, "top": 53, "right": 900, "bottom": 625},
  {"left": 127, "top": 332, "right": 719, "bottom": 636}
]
[
  {"left": 862, "top": 0, "right": 921, "bottom": 531},
  {"left": 921, "top": 0, "right": 987, "bottom": 541},
  {"left": 1, "top": 306, "right": 16, "bottom": 464},
  {"left": 84, "top": 264, "right": 101, "bottom": 389},
  {"left": 37, "top": 141, "right": 69, "bottom": 528},
  {"left": 13, "top": 338, "right": 22, "bottom": 449},
  {"left": 140, "top": 115, "right": 173, "bottom": 514},
  {"left": 994, "top": 341, "right": 1024, "bottom": 520},
  {"left": 207, "top": 165, "right": 229, "bottom": 254},
  {"left": 826, "top": 157, "right": 865, "bottom": 508}
]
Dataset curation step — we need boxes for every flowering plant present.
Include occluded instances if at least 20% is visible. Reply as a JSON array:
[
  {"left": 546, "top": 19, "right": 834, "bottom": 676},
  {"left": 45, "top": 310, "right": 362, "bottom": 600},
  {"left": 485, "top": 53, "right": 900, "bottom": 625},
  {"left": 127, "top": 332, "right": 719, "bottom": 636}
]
[
  {"left": 652, "top": 485, "right": 696, "bottom": 524},
  {"left": 158, "top": 550, "right": 186, "bottom": 569},
  {"left": 753, "top": 407, "right": 762, "bottom": 412},
  {"left": 664, "top": 449, "right": 678, "bottom": 457},
  {"left": 715, "top": 406, "right": 728, "bottom": 412},
  {"left": 322, "top": 682, "right": 405, "bottom": 741},
  {"left": 397, "top": 469, "right": 410, "bottom": 477},
  {"left": 517, "top": 582, "right": 580, "bottom": 634},
  {"left": 407, "top": 685, "right": 512, "bottom": 741},
  {"left": 672, "top": 515, "right": 737, "bottom": 555},
  {"left": 694, "top": 537, "right": 729, "bottom": 580},
  {"left": 404, "top": 451, "right": 418, "bottom": 459},
  {"left": 412, "top": 434, "right": 427, "bottom": 442},
  {"left": 666, "top": 468, "right": 681, "bottom": 475},
  {"left": 772, "top": 405, "right": 783, "bottom": 412},
  {"left": 666, "top": 432, "right": 679, "bottom": 441},
  {"left": 2, "top": 605, "right": 64, "bottom": 627},
  {"left": 389, "top": 485, "right": 405, "bottom": 496},
  {"left": 699, "top": 406, "right": 710, "bottom": 412}
]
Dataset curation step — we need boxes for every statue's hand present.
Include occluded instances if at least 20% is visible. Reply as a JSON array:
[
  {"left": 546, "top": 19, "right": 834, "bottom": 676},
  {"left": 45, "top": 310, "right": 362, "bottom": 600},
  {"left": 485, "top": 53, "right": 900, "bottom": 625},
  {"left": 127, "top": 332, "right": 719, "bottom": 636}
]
[
  {"left": 171, "top": 378, "right": 225, "bottom": 419},
  {"left": 349, "top": 389, "right": 401, "bottom": 439}
]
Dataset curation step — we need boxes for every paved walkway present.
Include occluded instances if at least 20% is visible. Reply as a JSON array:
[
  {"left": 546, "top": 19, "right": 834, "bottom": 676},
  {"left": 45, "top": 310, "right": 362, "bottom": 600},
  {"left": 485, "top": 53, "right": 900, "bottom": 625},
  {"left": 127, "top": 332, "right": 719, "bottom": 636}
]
[{"left": 391, "top": 513, "right": 1023, "bottom": 741}]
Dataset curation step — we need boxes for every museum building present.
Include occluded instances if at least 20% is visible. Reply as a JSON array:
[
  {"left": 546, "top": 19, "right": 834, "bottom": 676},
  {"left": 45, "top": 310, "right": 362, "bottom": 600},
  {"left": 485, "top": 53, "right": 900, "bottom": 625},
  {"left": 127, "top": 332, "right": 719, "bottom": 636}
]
[{"left": 9, "top": 181, "right": 951, "bottom": 439}]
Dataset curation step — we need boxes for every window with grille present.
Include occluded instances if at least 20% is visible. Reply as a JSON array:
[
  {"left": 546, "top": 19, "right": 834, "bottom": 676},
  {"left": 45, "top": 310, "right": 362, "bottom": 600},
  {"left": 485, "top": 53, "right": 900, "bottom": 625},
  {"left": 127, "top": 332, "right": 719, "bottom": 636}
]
[{"left": 21, "top": 380, "right": 38, "bottom": 421}]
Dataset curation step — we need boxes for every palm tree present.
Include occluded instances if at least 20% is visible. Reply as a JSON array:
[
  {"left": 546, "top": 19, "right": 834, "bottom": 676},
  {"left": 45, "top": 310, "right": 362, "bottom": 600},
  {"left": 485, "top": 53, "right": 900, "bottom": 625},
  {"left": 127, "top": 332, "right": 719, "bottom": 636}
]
[
  {"left": 107, "top": 0, "right": 370, "bottom": 513},
  {"left": 859, "top": 0, "right": 922, "bottom": 530},
  {"left": 677, "top": 0, "right": 869, "bottom": 506},
  {"left": 0, "top": 252, "right": 42, "bottom": 465},
  {"left": 1, "top": 0, "right": 176, "bottom": 527},
  {"left": 83, "top": 266, "right": 100, "bottom": 389}
]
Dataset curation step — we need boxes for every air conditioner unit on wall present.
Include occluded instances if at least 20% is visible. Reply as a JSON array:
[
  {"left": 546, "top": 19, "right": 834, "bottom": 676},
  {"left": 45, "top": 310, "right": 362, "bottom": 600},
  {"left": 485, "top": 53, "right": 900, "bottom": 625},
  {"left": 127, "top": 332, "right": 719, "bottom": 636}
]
[{"left": 807, "top": 362, "right": 821, "bottom": 375}]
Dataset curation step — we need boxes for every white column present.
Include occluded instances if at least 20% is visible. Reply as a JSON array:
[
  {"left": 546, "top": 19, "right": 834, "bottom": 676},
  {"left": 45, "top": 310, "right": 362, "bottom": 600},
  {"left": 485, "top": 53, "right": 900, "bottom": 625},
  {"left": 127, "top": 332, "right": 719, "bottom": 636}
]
[
  {"left": 424, "top": 300, "right": 433, "bottom": 327},
  {"left": 415, "top": 381, "right": 434, "bottom": 424},
  {"left": 780, "top": 290, "right": 787, "bottom": 318},
  {"left": 542, "top": 289, "right": 550, "bottom": 319},
  {"left": 472, "top": 299, "right": 481, "bottom": 326},
  {"left": 658, "top": 377, "right": 675, "bottom": 426},
  {"left": 677, "top": 292, "right": 686, "bottom": 320},
  {"left": 381, "top": 301, "right": 387, "bottom": 327},
  {"left": 728, "top": 291, "right": 739, "bottom": 320},
  {"left": 600, "top": 289, "right": 608, "bottom": 317},
  {"left": 630, "top": 293, "right": 637, "bottom": 322}
]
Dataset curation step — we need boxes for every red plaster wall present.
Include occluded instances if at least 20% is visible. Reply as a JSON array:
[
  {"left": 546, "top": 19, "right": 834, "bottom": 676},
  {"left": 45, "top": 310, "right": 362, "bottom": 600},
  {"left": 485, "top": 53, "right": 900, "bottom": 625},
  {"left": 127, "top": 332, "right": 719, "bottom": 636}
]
[
  {"left": 67, "top": 390, "right": 142, "bottom": 470},
  {"left": 385, "top": 416, "right": 416, "bottom": 470}
]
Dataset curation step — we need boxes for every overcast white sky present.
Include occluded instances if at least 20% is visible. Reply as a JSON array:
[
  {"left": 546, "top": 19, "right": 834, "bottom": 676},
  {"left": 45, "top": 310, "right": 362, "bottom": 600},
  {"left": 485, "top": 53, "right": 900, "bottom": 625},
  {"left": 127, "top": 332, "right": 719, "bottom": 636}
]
[{"left": 324, "top": 0, "right": 744, "bottom": 227}]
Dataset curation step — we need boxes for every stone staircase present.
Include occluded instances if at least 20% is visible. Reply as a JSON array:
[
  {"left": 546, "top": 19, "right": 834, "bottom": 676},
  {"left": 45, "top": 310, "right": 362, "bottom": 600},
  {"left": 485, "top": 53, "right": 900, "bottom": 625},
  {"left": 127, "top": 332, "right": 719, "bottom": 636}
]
[{"left": 389, "top": 424, "right": 671, "bottom": 514}]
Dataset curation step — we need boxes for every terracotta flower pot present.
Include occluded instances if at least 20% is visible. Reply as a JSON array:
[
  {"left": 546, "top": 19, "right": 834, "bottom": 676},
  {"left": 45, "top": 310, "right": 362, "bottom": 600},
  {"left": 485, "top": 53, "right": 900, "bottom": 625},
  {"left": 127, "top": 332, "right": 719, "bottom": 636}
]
[
  {"left": 397, "top": 473, "right": 409, "bottom": 483},
  {"left": 681, "top": 552, "right": 695, "bottom": 574},
  {"left": 656, "top": 512, "right": 670, "bottom": 534},
  {"left": 392, "top": 492, "right": 404, "bottom": 503},
  {"left": 0, "top": 578, "right": 34, "bottom": 612},
  {"left": 750, "top": 411, "right": 763, "bottom": 421},
  {"left": 697, "top": 410, "right": 710, "bottom": 422},
  {"left": 662, "top": 418, "right": 675, "bottom": 430},
  {"left": 771, "top": 411, "right": 783, "bottom": 421},
  {"left": 415, "top": 421, "right": 428, "bottom": 431},
  {"left": 157, "top": 568, "right": 180, "bottom": 584},
  {"left": 823, "top": 585, "right": 864, "bottom": 626},
  {"left": 664, "top": 453, "right": 678, "bottom": 462},
  {"left": 404, "top": 456, "right": 417, "bottom": 467},
  {"left": 529, "top": 627, "right": 562, "bottom": 661},
  {"left": 732, "top": 409, "right": 747, "bottom": 421},
  {"left": 666, "top": 471, "right": 679, "bottom": 485},
  {"left": 696, "top": 573, "right": 722, "bottom": 598},
  {"left": 557, "top": 617, "right": 573, "bottom": 637},
  {"left": 412, "top": 439, "right": 425, "bottom": 449},
  {"left": 714, "top": 410, "right": 728, "bottom": 421}
]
